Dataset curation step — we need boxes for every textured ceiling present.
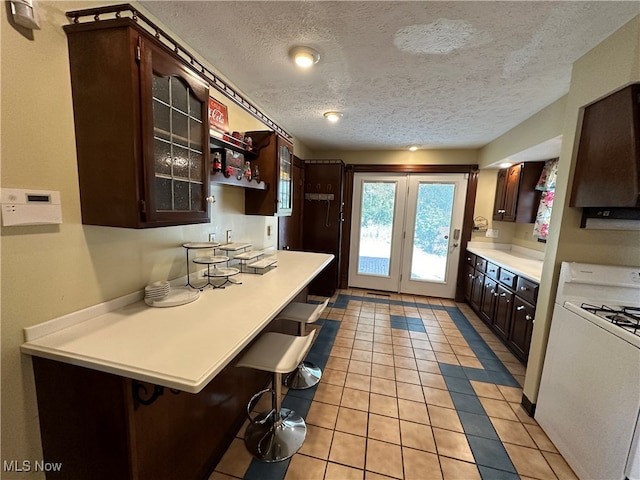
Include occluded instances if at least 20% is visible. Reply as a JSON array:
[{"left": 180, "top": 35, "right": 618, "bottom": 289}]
[{"left": 140, "top": 1, "right": 639, "bottom": 152}]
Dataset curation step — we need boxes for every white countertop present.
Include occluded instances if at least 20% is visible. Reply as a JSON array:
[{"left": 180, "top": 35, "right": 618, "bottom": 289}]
[
  {"left": 466, "top": 243, "right": 544, "bottom": 283},
  {"left": 21, "top": 251, "right": 333, "bottom": 394}
]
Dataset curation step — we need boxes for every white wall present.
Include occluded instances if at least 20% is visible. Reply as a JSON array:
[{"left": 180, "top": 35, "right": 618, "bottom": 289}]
[{"left": 0, "top": 2, "right": 277, "bottom": 473}]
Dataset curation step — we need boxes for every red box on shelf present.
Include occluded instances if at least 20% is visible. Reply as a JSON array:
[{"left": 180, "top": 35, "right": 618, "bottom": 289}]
[{"left": 208, "top": 98, "right": 229, "bottom": 134}]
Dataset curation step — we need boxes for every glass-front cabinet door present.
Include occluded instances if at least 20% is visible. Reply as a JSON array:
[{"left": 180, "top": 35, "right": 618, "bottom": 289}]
[
  {"left": 141, "top": 40, "right": 210, "bottom": 225},
  {"left": 276, "top": 137, "right": 293, "bottom": 216}
]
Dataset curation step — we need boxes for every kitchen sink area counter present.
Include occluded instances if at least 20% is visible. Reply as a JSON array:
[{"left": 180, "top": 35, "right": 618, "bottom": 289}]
[
  {"left": 463, "top": 243, "right": 544, "bottom": 364},
  {"left": 21, "top": 250, "right": 333, "bottom": 393},
  {"left": 466, "top": 242, "right": 544, "bottom": 283}
]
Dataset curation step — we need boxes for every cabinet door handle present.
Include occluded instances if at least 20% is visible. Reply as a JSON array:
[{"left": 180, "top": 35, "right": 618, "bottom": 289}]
[
  {"left": 520, "top": 286, "right": 528, "bottom": 291},
  {"left": 500, "top": 293, "right": 507, "bottom": 297},
  {"left": 516, "top": 305, "right": 525, "bottom": 311},
  {"left": 525, "top": 314, "right": 533, "bottom": 321}
]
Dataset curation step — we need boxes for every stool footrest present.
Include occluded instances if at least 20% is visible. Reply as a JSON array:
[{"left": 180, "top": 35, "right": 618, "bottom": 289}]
[{"left": 246, "top": 388, "right": 274, "bottom": 424}]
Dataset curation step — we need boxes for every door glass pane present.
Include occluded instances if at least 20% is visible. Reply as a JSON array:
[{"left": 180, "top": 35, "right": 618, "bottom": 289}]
[
  {"left": 357, "top": 181, "right": 396, "bottom": 276},
  {"left": 190, "top": 181, "right": 203, "bottom": 211},
  {"left": 173, "top": 146, "right": 189, "bottom": 179},
  {"left": 173, "top": 180, "right": 190, "bottom": 210},
  {"left": 410, "top": 182, "right": 455, "bottom": 282},
  {"left": 153, "top": 100, "right": 171, "bottom": 139},
  {"left": 190, "top": 152, "right": 202, "bottom": 182},
  {"left": 152, "top": 75, "right": 170, "bottom": 103},
  {"left": 171, "top": 110, "right": 189, "bottom": 146},
  {"left": 152, "top": 73, "right": 205, "bottom": 213},
  {"left": 154, "top": 139, "right": 172, "bottom": 175},
  {"left": 170, "top": 77, "right": 188, "bottom": 113},
  {"left": 279, "top": 145, "right": 292, "bottom": 211},
  {"left": 155, "top": 177, "right": 172, "bottom": 211}
]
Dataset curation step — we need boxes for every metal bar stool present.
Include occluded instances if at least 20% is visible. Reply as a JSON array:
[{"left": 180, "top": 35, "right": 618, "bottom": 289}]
[
  {"left": 275, "top": 298, "right": 329, "bottom": 389},
  {"left": 235, "top": 330, "right": 316, "bottom": 462}
]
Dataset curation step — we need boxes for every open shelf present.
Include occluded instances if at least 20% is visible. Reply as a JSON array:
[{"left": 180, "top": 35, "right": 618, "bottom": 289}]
[
  {"left": 210, "top": 133, "right": 259, "bottom": 159},
  {"left": 210, "top": 172, "right": 268, "bottom": 190}
]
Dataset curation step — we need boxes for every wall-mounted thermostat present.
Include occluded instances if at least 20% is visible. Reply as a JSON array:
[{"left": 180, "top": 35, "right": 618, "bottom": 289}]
[{"left": 1, "top": 188, "right": 62, "bottom": 226}]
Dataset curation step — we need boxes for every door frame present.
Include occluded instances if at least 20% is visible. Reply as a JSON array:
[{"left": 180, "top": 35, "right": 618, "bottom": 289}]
[{"left": 340, "top": 164, "right": 479, "bottom": 301}]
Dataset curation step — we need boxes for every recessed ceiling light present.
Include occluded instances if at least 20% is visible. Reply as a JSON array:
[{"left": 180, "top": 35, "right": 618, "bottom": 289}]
[
  {"left": 289, "top": 46, "right": 320, "bottom": 68},
  {"left": 409, "top": 145, "right": 418, "bottom": 151},
  {"left": 323, "top": 111, "right": 343, "bottom": 122}
]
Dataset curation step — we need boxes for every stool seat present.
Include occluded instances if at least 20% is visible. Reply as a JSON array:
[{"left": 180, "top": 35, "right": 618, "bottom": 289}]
[
  {"left": 276, "top": 298, "right": 329, "bottom": 324},
  {"left": 236, "top": 331, "right": 316, "bottom": 374},
  {"left": 235, "top": 330, "right": 316, "bottom": 462},
  {"left": 276, "top": 298, "right": 329, "bottom": 390}
]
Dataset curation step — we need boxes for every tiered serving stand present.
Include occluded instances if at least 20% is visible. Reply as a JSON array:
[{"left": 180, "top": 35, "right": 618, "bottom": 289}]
[
  {"left": 182, "top": 242, "right": 277, "bottom": 288},
  {"left": 182, "top": 242, "right": 237, "bottom": 289}
]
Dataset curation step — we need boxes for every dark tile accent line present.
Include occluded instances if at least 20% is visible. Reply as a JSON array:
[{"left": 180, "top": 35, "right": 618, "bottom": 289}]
[
  {"left": 467, "top": 435, "right": 517, "bottom": 474},
  {"left": 240, "top": 297, "right": 520, "bottom": 480},
  {"left": 456, "top": 411, "right": 500, "bottom": 441},
  {"left": 444, "top": 307, "right": 520, "bottom": 387},
  {"left": 478, "top": 465, "right": 521, "bottom": 480}
]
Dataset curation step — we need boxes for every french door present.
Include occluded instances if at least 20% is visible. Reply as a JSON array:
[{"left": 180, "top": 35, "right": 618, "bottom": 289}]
[{"left": 348, "top": 172, "right": 467, "bottom": 298}]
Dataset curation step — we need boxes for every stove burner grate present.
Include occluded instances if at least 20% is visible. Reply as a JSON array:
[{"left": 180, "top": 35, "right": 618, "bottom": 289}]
[{"left": 580, "top": 303, "right": 640, "bottom": 337}]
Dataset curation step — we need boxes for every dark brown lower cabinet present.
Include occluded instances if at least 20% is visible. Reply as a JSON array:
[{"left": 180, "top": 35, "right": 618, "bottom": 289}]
[
  {"left": 30, "top": 315, "right": 300, "bottom": 480},
  {"left": 493, "top": 285, "right": 514, "bottom": 341},
  {"left": 464, "top": 250, "right": 538, "bottom": 364},
  {"left": 479, "top": 277, "right": 498, "bottom": 324},
  {"left": 466, "top": 270, "right": 484, "bottom": 312},
  {"left": 509, "top": 297, "right": 536, "bottom": 360}
]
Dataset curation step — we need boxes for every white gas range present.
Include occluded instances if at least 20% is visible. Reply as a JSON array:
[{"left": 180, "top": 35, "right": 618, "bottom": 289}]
[{"left": 537, "top": 262, "right": 640, "bottom": 480}]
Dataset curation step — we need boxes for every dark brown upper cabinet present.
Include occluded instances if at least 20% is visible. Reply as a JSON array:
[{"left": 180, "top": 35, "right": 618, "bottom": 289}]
[
  {"left": 245, "top": 132, "right": 294, "bottom": 216},
  {"left": 65, "top": 19, "right": 211, "bottom": 228},
  {"left": 493, "top": 162, "right": 545, "bottom": 223},
  {"left": 571, "top": 83, "right": 640, "bottom": 208}
]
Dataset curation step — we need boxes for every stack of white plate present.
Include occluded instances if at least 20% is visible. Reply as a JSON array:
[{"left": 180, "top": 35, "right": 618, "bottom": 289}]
[{"left": 144, "top": 281, "right": 170, "bottom": 300}]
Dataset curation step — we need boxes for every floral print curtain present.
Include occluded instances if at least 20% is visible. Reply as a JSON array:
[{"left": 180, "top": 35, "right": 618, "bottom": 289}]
[{"left": 533, "top": 158, "right": 559, "bottom": 240}]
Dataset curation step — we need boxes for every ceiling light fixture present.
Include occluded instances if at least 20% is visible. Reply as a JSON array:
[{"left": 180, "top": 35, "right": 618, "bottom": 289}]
[
  {"left": 409, "top": 145, "right": 418, "bottom": 151},
  {"left": 324, "top": 111, "right": 343, "bottom": 123},
  {"left": 499, "top": 162, "right": 513, "bottom": 168},
  {"left": 289, "top": 46, "right": 320, "bottom": 68}
]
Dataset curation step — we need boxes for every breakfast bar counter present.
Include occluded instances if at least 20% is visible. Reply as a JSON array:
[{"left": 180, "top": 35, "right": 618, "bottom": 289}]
[
  {"left": 21, "top": 250, "right": 333, "bottom": 480},
  {"left": 22, "top": 250, "right": 333, "bottom": 393}
]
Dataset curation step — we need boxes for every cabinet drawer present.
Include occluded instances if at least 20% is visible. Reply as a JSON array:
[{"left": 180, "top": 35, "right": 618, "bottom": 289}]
[
  {"left": 465, "top": 252, "right": 476, "bottom": 267},
  {"left": 499, "top": 269, "right": 517, "bottom": 289},
  {"left": 485, "top": 262, "right": 500, "bottom": 280},
  {"left": 474, "top": 257, "right": 487, "bottom": 273},
  {"left": 516, "top": 277, "right": 539, "bottom": 304}
]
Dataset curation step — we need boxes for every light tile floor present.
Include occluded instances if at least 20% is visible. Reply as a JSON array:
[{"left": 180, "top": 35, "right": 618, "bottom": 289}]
[{"left": 211, "top": 289, "right": 577, "bottom": 480}]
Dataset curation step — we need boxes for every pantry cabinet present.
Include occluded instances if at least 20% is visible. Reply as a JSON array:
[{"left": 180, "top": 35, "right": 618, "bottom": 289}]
[
  {"left": 493, "top": 162, "right": 545, "bottom": 223},
  {"left": 463, "top": 250, "right": 538, "bottom": 363},
  {"left": 245, "top": 131, "right": 294, "bottom": 216},
  {"left": 65, "top": 19, "right": 211, "bottom": 228}
]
